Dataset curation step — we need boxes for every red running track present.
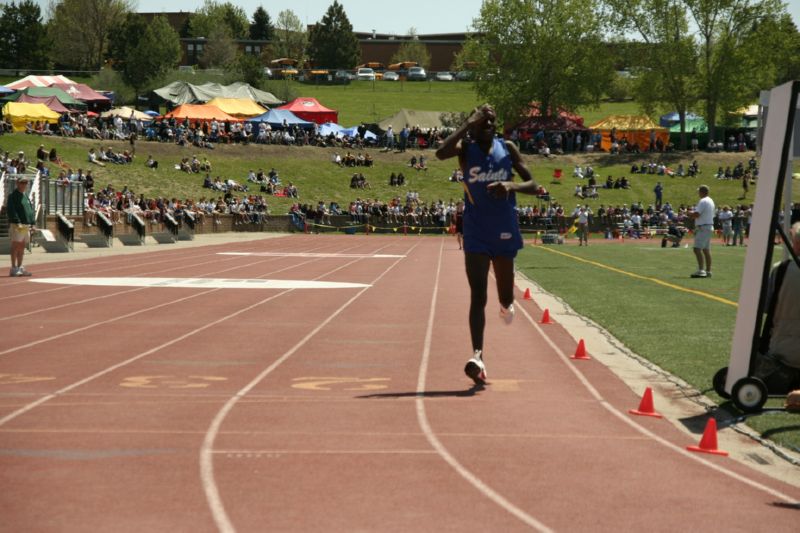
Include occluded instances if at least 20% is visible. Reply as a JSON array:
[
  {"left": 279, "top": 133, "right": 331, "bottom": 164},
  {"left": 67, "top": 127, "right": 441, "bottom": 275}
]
[{"left": 0, "top": 234, "right": 798, "bottom": 532}]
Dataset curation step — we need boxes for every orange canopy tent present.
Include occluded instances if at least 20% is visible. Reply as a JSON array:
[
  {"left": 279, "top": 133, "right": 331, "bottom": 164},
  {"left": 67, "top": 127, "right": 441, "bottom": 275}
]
[
  {"left": 588, "top": 115, "right": 669, "bottom": 152},
  {"left": 162, "top": 104, "right": 241, "bottom": 123}
]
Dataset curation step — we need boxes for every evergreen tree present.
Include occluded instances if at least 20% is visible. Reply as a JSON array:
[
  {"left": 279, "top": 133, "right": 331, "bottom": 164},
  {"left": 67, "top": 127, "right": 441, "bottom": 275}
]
[
  {"left": 0, "top": 0, "right": 51, "bottom": 70},
  {"left": 306, "top": 1, "right": 360, "bottom": 69},
  {"left": 250, "top": 6, "right": 273, "bottom": 41}
]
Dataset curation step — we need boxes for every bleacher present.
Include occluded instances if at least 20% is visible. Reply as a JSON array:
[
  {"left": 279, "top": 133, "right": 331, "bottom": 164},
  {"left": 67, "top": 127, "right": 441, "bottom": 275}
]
[
  {"left": 81, "top": 211, "right": 114, "bottom": 247},
  {"left": 119, "top": 213, "right": 146, "bottom": 246}
]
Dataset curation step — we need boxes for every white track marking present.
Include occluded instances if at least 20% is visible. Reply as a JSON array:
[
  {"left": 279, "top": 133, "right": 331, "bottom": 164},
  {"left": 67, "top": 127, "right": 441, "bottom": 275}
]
[
  {"left": 513, "top": 302, "right": 797, "bottom": 504},
  {"left": 0, "top": 242, "right": 340, "bottom": 322},
  {"left": 30, "top": 278, "right": 370, "bottom": 290},
  {"left": 0, "top": 243, "right": 363, "bottom": 354},
  {"left": 415, "top": 239, "right": 554, "bottom": 532},
  {"left": 200, "top": 243, "right": 418, "bottom": 533},
  {"left": 219, "top": 252, "right": 404, "bottom": 258}
]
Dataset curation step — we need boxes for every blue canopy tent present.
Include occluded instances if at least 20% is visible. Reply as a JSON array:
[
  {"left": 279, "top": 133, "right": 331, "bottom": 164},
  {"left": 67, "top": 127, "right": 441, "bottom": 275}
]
[
  {"left": 340, "top": 125, "right": 378, "bottom": 141},
  {"left": 318, "top": 122, "right": 344, "bottom": 136},
  {"left": 659, "top": 111, "right": 702, "bottom": 127},
  {"left": 246, "top": 108, "right": 314, "bottom": 129}
]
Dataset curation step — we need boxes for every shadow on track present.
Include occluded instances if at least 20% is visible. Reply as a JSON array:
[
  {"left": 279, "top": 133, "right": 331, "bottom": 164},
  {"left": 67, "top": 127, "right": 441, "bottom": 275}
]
[{"left": 356, "top": 384, "right": 484, "bottom": 399}]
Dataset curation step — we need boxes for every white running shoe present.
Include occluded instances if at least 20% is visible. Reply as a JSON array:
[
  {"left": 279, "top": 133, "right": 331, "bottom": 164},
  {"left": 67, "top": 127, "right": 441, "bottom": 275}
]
[
  {"left": 690, "top": 270, "right": 707, "bottom": 278},
  {"left": 464, "top": 349, "right": 487, "bottom": 385},
  {"left": 500, "top": 303, "right": 515, "bottom": 325},
  {"left": 16, "top": 267, "right": 31, "bottom": 277}
]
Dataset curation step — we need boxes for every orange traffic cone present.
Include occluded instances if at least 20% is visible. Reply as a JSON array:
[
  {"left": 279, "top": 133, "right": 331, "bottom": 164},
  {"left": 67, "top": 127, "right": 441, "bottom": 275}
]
[
  {"left": 523, "top": 288, "right": 532, "bottom": 300},
  {"left": 686, "top": 418, "right": 728, "bottom": 456},
  {"left": 570, "top": 339, "right": 590, "bottom": 360},
  {"left": 629, "top": 387, "right": 663, "bottom": 418},
  {"left": 540, "top": 308, "right": 552, "bottom": 324}
]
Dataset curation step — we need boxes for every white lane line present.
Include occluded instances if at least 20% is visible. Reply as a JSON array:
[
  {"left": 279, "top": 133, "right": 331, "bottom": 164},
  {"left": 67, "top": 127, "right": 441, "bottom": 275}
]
[
  {"left": 0, "top": 258, "right": 320, "bottom": 356},
  {"left": 29, "top": 278, "right": 371, "bottom": 290},
  {"left": 0, "top": 242, "right": 363, "bottom": 353},
  {"left": 513, "top": 302, "right": 798, "bottom": 504},
  {"left": 219, "top": 252, "right": 405, "bottom": 258},
  {"left": 199, "top": 242, "right": 418, "bottom": 533},
  {"left": 415, "top": 239, "right": 554, "bottom": 532}
]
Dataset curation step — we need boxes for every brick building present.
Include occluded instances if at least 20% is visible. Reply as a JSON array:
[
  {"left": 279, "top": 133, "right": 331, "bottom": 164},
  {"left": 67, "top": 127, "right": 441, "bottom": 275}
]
[{"left": 140, "top": 12, "right": 467, "bottom": 72}]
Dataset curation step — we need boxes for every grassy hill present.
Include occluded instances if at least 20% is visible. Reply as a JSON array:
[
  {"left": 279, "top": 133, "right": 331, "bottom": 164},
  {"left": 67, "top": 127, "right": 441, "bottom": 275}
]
[{"left": 2, "top": 133, "right": 795, "bottom": 216}]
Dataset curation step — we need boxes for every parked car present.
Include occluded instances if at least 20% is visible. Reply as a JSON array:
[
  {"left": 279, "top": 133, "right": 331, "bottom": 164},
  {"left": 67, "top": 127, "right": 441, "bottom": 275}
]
[
  {"left": 407, "top": 66, "right": 427, "bottom": 81},
  {"left": 382, "top": 71, "right": 400, "bottom": 81},
  {"left": 356, "top": 67, "right": 375, "bottom": 81},
  {"left": 455, "top": 70, "right": 474, "bottom": 81},
  {"left": 435, "top": 71, "right": 454, "bottom": 81},
  {"left": 334, "top": 69, "right": 356, "bottom": 82}
]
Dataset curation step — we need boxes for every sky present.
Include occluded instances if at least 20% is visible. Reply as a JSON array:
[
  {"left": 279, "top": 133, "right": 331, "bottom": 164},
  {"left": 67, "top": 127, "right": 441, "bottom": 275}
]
[{"left": 30, "top": 0, "right": 800, "bottom": 36}]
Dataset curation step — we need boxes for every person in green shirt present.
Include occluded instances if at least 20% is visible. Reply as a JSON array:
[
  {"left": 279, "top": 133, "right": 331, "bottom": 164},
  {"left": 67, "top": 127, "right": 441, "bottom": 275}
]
[{"left": 7, "top": 176, "right": 36, "bottom": 277}]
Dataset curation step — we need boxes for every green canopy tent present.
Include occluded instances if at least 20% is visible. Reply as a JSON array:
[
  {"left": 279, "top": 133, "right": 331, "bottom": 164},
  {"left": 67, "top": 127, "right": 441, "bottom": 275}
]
[
  {"left": 669, "top": 118, "right": 708, "bottom": 148},
  {"left": 2, "top": 86, "right": 86, "bottom": 110}
]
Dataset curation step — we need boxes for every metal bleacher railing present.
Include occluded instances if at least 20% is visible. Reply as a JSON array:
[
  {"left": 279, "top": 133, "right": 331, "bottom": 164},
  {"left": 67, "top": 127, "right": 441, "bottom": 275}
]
[{"left": 43, "top": 178, "right": 85, "bottom": 217}]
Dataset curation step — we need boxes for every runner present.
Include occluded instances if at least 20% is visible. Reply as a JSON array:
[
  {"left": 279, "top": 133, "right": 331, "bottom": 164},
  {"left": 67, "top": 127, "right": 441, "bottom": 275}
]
[{"left": 436, "top": 103, "right": 540, "bottom": 385}]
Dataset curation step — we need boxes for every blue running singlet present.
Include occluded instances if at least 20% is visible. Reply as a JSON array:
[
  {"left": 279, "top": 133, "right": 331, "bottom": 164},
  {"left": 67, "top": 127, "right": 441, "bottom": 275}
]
[{"left": 461, "top": 137, "right": 523, "bottom": 256}]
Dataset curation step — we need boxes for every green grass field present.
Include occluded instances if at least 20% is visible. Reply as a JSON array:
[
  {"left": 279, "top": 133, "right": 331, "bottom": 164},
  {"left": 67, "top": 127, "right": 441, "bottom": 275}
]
[{"left": 516, "top": 242, "right": 799, "bottom": 452}]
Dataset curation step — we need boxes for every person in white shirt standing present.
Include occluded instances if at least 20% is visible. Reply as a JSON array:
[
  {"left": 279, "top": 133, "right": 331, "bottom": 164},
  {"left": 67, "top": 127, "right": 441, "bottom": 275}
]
[{"left": 690, "top": 185, "right": 716, "bottom": 278}]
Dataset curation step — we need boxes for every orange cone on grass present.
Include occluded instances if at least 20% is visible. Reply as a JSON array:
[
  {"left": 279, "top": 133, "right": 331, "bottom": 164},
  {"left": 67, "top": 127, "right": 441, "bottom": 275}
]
[
  {"left": 540, "top": 308, "right": 552, "bottom": 324},
  {"left": 629, "top": 387, "right": 663, "bottom": 418},
  {"left": 686, "top": 418, "right": 728, "bottom": 456},
  {"left": 571, "top": 339, "right": 590, "bottom": 360},
  {"left": 523, "top": 288, "right": 532, "bottom": 300}
]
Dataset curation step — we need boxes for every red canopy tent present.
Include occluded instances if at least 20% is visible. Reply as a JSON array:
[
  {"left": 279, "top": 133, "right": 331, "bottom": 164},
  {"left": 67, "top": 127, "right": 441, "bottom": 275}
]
[
  {"left": 50, "top": 83, "right": 111, "bottom": 111},
  {"left": 5, "top": 74, "right": 75, "bottom": 90},
  {"left": 16, "top": 94, "right": 71, "bottom": 114},
  {"left": 277, "top": 97, "right": 337, "bottom": 125}
]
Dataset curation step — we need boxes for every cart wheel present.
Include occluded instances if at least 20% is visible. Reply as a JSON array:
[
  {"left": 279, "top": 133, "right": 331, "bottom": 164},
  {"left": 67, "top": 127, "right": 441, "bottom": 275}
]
[
  {"left": 713, "top": 367, "right": 730, "bottom": 399},
  {"left": 732, "top": 377, "right": 768, "bottom": 413}
]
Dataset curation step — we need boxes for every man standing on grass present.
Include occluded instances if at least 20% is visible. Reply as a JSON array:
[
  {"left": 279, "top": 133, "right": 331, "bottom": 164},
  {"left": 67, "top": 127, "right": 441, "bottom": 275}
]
[
  {"left": 7, "top": 176, "right": 35, "bottom": 277},
  {"left": 690, "top": 185, "right": 715, "bottom": 278}
]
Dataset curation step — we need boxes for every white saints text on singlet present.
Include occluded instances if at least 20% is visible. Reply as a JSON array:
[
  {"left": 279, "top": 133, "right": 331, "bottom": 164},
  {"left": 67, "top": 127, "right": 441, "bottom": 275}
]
[{"left": 467, "top": 166, "right": 510, "bottom": 183}]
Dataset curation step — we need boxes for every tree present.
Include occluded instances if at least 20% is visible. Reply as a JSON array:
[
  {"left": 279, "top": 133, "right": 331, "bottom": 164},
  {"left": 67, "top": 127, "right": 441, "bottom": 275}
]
[
  {"left": 390, "top": 28, "right": 431, "bottom": 69},
  {"left": 200, "top": 25, "right": 239, "bottom": 69},
  {"left": 249, "top": 5, "right": 273, "bottom": 40},
  {"left": 0, "top": 1, "right": 51, "bottom": 71},
  {"left": 233, "top": 53, "right": 265, "bottom": 87},
  {"left": 272, "top": 9, "right": 307, "bottom": 61},
  {"left": 47, "top": 0, "right": 133, "bottom": 70},
  {"left": 189, "top": 0, "right": 249, "bottom": 39},
  {"left": 742, "top": 13, "right": 800, "bottom": 90},
  {"left": 606, "top": 0, "right": 700, "bottom": 149},
  {"left": 306, "top": 1, "right": 360, "bottom": 69},
  {"left": 121, "top": 15, "right": 182, "bottom": 97},
  {"left": 684, "top": 0, "right": 784, "bottom": 140},
  {"left": 469, "top": 0, "right": 614, "bottom": 125}
]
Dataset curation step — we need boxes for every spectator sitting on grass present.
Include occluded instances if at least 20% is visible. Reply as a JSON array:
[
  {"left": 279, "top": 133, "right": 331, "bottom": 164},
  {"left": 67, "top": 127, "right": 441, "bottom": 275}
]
[
  {"left": 88, "top": 148, "right": 105, "bottom": 166},
  {"left": 145, "top": 155, "right": 158, "bottom": 170}
]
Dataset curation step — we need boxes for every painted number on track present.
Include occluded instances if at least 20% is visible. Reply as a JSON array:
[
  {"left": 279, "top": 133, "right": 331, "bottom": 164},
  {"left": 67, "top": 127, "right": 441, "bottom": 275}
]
[
  {"left": 0, "top": 373, "right": 56, "bottom": 385},
  {"left": 291, "top": 377, "right": 390, "bottom": 391},
  {"left": 120, "top": 375, "right": 228, "bottom": 389}
]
